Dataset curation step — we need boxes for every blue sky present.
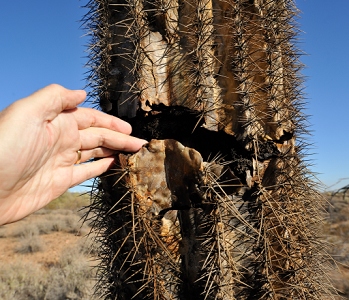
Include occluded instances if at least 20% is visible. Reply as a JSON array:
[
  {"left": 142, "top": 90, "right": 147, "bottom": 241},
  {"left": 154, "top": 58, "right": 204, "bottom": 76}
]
[
  {"left": 0, "top": 0, "right": 348, "bottom": 191},
  {"left": 296, "top": 0, "right": 349, "bottom": 190}
]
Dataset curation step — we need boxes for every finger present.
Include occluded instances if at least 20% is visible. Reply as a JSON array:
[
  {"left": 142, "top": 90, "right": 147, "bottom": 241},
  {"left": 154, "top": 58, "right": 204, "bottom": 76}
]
[
  {"left": 27, "top": 84, "right": 86, "bottom": 121},
  {"left": 79, "top": 127, "right": 147, "bottom": 152},
  {"left": 71, "top": 107, "right": 132, "bottom": 134},
  {"left": 77, "top": 147, "right": 117, "bottom": 164},
  {"left": 70, "top": 157, "right": 115, "bottom": 187}
]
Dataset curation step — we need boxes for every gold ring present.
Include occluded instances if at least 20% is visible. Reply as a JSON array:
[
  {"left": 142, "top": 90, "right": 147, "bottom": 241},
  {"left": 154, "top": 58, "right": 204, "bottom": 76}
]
[{"left": 75, "top": 150, "right": 82, "bottom": 164}]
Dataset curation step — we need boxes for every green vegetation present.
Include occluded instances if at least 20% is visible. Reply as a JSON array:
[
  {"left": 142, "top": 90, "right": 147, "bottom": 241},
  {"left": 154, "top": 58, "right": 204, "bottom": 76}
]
[{"left": 44, "top": 191, "right": 90, "bottom": 210}]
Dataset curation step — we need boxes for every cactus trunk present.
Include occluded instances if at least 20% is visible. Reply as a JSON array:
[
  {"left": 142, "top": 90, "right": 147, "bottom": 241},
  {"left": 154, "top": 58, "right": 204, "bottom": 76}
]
[{"left": 84, "top": 0, "right": 335, "bottom": 299}]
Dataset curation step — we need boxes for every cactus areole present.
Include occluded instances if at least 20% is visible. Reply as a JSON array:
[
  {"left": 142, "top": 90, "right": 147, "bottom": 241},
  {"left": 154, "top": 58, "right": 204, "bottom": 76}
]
[{"left": 84, "top": 0, "right": 335, "bottom": 299}]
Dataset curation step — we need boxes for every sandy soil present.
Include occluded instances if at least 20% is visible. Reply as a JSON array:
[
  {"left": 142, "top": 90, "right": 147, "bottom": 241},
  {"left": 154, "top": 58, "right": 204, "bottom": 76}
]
[{"left": 0, "top": 211, "right": 89, "bottom": 268}]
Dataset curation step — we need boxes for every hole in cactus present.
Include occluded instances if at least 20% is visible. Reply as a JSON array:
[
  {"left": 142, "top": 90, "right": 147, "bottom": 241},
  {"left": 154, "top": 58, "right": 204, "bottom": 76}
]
[{"left": 123, "top": 103, "right": 280, "bottom": 185}]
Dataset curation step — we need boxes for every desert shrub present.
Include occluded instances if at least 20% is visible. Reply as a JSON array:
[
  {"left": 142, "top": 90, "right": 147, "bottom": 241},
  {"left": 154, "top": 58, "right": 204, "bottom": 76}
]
[
  {"left": 76, "top": 233, "right": 100, "bottom": 257},
  {"left": 50, "top": 215, "right": 74, "bottom": 232},
  {"left": 328, "top": 241, "right": 349, "bottom": 265},
  {"left": 0, "top": 220, "right": 39, "bottom": 239},
  {"left": 0, "top": 226, "right": 8, "bottom": 238},
  {"left": 9, "top": 223, "right": 39, "bottom": 238},
  {"left": 15, "top": 235, "right": 44, "bottom": 254},
  {"left": 330, "top": 267, "right": 349, "bottom": 298},
  {"left": 12, "top": 223, "right": 44, "bottom": 254},
  {"left": 0, "top": 245, "right": 97, "bottom": 300},
  {"left": 35, "top": 218, "right": 56, "bottom": 234},
  {"left": 53, "top": 213, "right": 88, "bottom": 235},
  {"left": 3, "top": 211, "right": 89, "bottom": 237},
  {"left": 64, "top": 214, "right": 84, "bottom": 234},
  {"left": 330, "top": 221, "right": 349, "bottom": 238},
  {"left": 35, "top": 210, "right": 88, "bottom": 236},
  {"left": 45, "top": 246, "right": 96, "bottom": 300},
  {"left": 33, "top": 208, "right": 50, "bottom": 215},
  {"left": 322, "top": 192, "right": 349, "bottom": 266},
  {"left": 0, "top": 261, "right": 47, "bottom": 300},
  {"left": 326, "top": 193, "right": 349, "bottom": 223}
]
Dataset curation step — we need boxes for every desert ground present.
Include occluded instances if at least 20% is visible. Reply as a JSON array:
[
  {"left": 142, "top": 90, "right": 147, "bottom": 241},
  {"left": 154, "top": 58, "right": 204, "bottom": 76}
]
[{"left": 0, "top": 192, "right": 98, "bottom": 300}]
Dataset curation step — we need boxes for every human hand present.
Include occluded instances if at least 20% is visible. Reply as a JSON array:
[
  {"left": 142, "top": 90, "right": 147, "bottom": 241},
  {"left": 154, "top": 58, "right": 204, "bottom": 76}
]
[{"left": 0, "top": 84, "right": 147, "bottom": 225}]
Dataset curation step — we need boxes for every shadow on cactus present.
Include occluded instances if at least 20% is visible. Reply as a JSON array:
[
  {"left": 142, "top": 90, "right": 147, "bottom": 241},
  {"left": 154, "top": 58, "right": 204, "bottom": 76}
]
[{"left": 83, "top": 0, "right": 336, "bottom": 299}]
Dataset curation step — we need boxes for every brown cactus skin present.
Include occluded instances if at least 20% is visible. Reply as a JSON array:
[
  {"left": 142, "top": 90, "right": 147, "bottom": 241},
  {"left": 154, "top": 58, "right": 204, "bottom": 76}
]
[{"left": 83, "top": 0, "right": 336, "bottom": 299}]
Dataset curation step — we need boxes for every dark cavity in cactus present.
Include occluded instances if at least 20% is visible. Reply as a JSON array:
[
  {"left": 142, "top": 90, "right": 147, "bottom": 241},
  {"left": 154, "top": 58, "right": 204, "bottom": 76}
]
[{"left": 83, "top": 0, "right": 336, "bottom": 299}]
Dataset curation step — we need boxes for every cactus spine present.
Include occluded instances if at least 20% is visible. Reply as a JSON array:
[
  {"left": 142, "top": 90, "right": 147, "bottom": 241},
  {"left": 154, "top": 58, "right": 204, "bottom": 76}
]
[{"left": 83, "top": 0, "right": 335, "bottom": 299}]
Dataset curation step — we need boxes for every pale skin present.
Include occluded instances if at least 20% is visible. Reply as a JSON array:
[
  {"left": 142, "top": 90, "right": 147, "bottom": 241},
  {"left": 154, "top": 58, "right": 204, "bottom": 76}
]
[{"left": 0, "top": 84, "right": 147, "bottom": 225}]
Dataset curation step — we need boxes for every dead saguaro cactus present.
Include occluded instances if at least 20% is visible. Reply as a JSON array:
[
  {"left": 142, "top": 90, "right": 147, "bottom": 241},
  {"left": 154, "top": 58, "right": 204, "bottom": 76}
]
[{"left": 83, "top": 0, "right": 335, "bottom": 299}]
